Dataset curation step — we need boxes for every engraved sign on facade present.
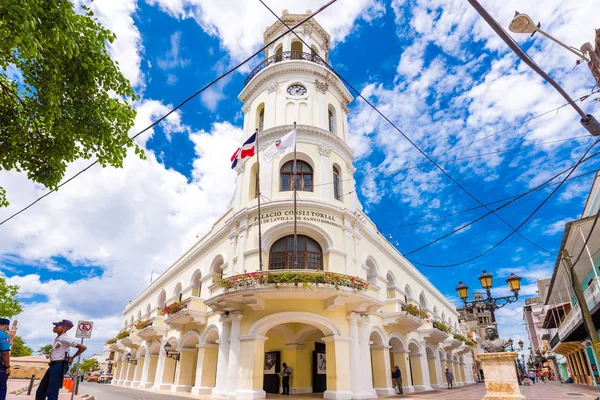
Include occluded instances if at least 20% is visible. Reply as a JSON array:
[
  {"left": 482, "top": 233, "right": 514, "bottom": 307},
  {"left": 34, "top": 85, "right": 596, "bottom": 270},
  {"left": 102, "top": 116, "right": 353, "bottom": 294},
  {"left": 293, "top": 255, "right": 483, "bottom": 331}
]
[{"left": 249, "top": 209, "right": 342, "bottom": 229}]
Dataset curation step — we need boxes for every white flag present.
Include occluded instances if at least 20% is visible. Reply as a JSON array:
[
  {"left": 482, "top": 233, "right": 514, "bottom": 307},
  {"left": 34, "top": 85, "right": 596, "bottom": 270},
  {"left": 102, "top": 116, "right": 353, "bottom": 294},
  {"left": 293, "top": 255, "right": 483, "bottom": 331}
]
[{"left": 264, "top": 128, "right": 296, "bottom": 163}]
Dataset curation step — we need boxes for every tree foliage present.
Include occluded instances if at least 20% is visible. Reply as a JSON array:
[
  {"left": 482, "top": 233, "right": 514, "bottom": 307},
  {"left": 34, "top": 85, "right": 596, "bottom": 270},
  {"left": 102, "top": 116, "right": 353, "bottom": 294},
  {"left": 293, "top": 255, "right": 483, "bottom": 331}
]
[
  {"left": 0, "top": 0, "right": 142, "bottom": 207},
  {"left": 68, "top": 358, "right": 99, "bottom": 374},
  {"left": 11, "top": 335, "right": 32, "bottom": 357},
  {"left": 0, "top": 277, "right": 22, "bottom": 318},
  {"left": 37, "top": 344, "right": 53, "bottom": 358}
]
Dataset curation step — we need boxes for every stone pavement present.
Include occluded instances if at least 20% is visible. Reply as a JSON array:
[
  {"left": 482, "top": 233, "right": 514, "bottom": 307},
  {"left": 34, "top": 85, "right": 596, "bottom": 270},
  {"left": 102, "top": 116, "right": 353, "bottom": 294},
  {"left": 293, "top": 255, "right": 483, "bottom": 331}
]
[
  {"left": 7, "top": 379, "right": 86, "bottom": 399},
  {"left": 383, "top": 381, "right": 600, "bottom": 399}
]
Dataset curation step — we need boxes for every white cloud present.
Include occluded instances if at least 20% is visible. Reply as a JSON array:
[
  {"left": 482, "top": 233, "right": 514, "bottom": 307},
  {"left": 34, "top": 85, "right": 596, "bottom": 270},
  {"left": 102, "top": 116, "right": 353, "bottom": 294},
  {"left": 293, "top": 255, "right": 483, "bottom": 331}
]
[
  {"left": 157, "top": 31, "right": 190, "bottom": 70},
  {"left": 543, "top": 217, "right": 572, "bottom": 236}
]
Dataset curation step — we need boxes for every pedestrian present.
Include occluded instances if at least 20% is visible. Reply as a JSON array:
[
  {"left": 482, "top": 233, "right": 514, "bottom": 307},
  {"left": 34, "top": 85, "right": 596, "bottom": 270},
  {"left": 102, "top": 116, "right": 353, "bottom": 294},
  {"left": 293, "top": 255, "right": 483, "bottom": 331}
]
[
  {"left": 36, "top": 320, "right": 87, "bottom": 400},
  {"left": 391, "top": 365, "right": 402, "bottom": 394},
  {"left": 0, "top": 318, "right": 12, "bottom": 400},
  {"left": 528, "top": 370, "right": 536, "bottom": 384},
  {"left": 279, "top": 362, "right": 291, "bottom": 395},
  {"left": 473, "top": 369, "right": 479, "bottom": 384},
  {"left": 445, "top": 368, "right": 454, "bottom": 389}
]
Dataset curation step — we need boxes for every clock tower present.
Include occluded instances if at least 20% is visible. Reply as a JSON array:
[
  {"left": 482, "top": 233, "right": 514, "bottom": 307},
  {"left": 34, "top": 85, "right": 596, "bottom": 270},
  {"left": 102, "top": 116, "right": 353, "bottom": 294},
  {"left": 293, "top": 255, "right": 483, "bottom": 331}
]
[{"left": 232, "top": 9, "right": 359, "bottom": 214}]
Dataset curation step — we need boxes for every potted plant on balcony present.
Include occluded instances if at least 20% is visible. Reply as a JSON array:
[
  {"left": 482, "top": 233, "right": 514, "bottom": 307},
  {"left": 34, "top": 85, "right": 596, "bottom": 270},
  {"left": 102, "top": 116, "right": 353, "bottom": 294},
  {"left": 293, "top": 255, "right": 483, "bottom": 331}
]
[
  {"left": 402, "top": 304, "right": 429, "bottom": 319},
  {"left": 115, "top": 330, "right": 130, "bottom": 340},
  {"left": 135, "top": 319, "right": 152, "bottom": 330},
  {"left": 159, "top": 301, "right": 185, "bottom": 316},
  {"left": 453, "top": 333, "right": 468, "bottom": 343},
  {"left": 106, "top": 338, "right": 117, "bottom": 345},
  {"left": 432, "top": 319, "right": 451, "bottom": 333},
  {"left": 218, "top": 271, "right": 371, "bottom": 292}
]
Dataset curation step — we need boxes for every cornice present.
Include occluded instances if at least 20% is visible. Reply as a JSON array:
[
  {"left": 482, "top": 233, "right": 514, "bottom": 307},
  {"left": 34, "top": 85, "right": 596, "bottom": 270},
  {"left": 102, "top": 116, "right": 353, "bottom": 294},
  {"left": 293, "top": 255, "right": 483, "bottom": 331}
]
[{"left": 239, "top": 61, "right": 353, "bottom": 105}]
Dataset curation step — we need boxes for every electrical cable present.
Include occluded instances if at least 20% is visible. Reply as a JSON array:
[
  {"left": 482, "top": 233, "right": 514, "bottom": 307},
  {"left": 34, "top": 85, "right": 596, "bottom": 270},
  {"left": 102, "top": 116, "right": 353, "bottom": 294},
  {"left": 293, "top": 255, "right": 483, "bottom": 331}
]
[
  {"left": 257, "top": 0, "right": 552, "bottom": 255},
  {"left": 0, "top": 0, "right": 339, "bottom": 228},
  {"left": 380, "top": 168, "right": 599, "bottom": 231},
  {"left": 407, "top": 138, "right": 600, "bottom": 268}
]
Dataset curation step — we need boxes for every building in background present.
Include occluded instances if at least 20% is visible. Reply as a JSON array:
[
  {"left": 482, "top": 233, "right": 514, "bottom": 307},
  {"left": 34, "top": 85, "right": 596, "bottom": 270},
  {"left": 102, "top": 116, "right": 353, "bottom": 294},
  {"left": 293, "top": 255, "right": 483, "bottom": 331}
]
[
  {"left": 107, "top": 11, "right": 475, "bottom": 400},
  {"left": 542, "top": 171, "right": 600, "bottom": 386},
  {"left": 10, "top": 356, "right": 49, "bottom": 379},
  {"left": 457, "top": 292, "right": 493, "bottom": 338}
]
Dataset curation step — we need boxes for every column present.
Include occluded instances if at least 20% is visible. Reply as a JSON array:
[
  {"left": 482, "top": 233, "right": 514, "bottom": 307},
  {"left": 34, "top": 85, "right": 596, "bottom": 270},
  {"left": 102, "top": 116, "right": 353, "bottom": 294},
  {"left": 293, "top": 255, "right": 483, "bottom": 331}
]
[
  {"left": 574, "top": 350, "right": 586, "bottom": 384},
  {"left": 347, "top": 313, "right": 361, "bottom": 397},
  {"left": 430, "top": 349, "right": 443, "bottom": 389},
  {"left": 226, "top": 312, "right": 243, "bottom": 395},
  {"left": 141, "top": 354, "right": 158, "bottom": 388},
  {"left": 315, "top": 80, "right": 327, "bottom": 130},
  {"left": 151, "top": 339, "right": 167, "bottom": 390},
  {"left": 236, "top": 335, "right": 267, "bottom": 399},
  {"left": 578, "top": 349, "right": 591, "bottom": 385},
  {"left": 371, "top": 344, "right": 395, "bottom": 395},
  {"left": 266, "top": 81, "right": 277, "bottom": 128},
  {"left": 123, "top": 361, "right": 133, "bottom": 385},
  {"left": 455, "top": 359, "right": 464, "bottom": 386},
  {"left": 213, "top": 314, "right": 231, "bottom": 396},
  {"left": 139, "top": 349, "right": 152, "bottom": 388},
  {"left": 358, "top": 316, "right": 377, "bottom": 398},
  {"left": 417, "top": 341, "right": 433, "bottom": 391},
  {"left": 322, "top": 335, "right": 353, "bottom": 400},
  {"left": 111, "top": 362, "right": 120, "bottom": 385},
  {"left": 172, "top": 348, "right": 196, "bottom": 392},
  {"left": 132, "top": 356, "right": 145, "bottom": 386},
  {"left": 192, "top": 343, "right": 219, "bottom": 395}
]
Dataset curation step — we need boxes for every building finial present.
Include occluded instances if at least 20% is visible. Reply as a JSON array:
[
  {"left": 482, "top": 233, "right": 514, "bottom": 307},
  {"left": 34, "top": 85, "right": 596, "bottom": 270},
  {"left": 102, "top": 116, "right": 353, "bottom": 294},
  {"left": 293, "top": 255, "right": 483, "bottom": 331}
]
[{"left": 282, "top": 9, "right": 289, "bottom": 16}]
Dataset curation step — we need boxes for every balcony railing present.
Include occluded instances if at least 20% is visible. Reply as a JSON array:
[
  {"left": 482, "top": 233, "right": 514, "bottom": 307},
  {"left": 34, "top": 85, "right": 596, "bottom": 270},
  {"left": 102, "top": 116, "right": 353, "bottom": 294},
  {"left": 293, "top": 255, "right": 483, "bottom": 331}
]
[
  {"left": 550, "top": 332, "right": 560, "bottom": 349},
  {"left": 244, "top": 51, "right": 331, "bottom": 87},
  {"left": 556, "top": 278, "right": 600, "bottom": 339}
]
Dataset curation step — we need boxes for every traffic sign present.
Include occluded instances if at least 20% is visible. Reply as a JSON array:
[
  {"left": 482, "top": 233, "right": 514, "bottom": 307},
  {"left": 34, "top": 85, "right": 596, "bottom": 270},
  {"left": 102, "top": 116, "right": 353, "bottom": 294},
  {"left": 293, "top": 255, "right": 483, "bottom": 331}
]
[{"left": 75, "top": 320, "right": 93, "bottom": 339}]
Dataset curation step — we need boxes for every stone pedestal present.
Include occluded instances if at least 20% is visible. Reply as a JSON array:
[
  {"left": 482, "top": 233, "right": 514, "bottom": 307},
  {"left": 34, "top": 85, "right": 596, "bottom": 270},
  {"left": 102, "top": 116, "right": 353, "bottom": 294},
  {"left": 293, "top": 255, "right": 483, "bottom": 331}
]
[{"left": 478, "top": 352, "right": 526, "bottom": 400}]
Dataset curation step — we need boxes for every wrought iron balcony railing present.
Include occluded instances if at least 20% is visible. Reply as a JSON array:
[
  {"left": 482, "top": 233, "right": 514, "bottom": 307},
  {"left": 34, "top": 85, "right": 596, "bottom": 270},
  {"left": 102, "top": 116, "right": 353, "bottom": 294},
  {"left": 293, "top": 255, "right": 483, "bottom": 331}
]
[{"left": 244, "top": 51, "right": 331, "bottom": 87}]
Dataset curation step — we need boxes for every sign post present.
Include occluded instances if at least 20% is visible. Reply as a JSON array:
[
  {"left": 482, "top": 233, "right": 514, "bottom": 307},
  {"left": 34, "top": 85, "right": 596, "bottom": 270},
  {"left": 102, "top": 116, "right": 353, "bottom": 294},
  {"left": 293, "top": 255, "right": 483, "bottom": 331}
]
[{"left": 72, "top": 321, "right": 93, "bottom": 400}]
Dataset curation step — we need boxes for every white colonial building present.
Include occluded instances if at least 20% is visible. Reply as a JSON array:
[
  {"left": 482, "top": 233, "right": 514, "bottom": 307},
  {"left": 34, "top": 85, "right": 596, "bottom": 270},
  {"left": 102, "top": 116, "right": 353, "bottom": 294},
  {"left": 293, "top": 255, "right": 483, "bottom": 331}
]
[{"left": 110, "top": 11, "right": 475, "bottom": 399}]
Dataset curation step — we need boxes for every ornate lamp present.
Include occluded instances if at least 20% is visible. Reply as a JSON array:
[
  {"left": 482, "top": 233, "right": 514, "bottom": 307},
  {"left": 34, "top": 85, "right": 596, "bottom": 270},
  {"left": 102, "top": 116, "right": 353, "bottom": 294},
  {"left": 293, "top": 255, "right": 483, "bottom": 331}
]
[
  {"left": 164, "top": 342, "right": 180, "bottom": 361},
  {"left": 479, "top": 270, "right": 493, "bottom": 290},
  {"left": 506, "top": 273, "right": 522, "bottom": 295},
  {"left": 126, "top": 352, "right": 137, "bottom": 365},
  {"left": 455, "top": 281, "right": 469, "bottom": 302}
]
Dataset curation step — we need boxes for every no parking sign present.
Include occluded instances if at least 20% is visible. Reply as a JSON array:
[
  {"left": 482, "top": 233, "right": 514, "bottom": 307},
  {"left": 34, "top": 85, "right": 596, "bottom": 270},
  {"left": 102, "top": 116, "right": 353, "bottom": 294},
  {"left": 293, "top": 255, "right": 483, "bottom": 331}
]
[{"left": 75, "top": 320, "right": 93, "bottom": 339}]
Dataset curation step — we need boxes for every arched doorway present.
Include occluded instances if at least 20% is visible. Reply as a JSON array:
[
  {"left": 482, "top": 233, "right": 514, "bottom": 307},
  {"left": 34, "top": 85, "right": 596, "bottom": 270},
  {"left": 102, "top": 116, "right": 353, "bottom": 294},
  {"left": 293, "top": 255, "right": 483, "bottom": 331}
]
[
  {"left": 408, "top": 341, "right": 431, "bottom": 391},
  {"left": 141, "top": 341, "right": 160, "bottom": 388},
  {"left": 370, "top": 329, "right": 394, "bottom": 395},
  {"left": 133, "top": 346, "right": 146, "bottom": 386},
  {"left": 389, "top": 335, "right": 413, "bottom": 393},
  {"left": 192, "top": 326, "right": 219, "bottom": 394},
  {"left": 172, "top": 332, "right": 200, "bottom": 392},
  {"left": 425, "top": 346, "right": 441, "bottom": 389}
]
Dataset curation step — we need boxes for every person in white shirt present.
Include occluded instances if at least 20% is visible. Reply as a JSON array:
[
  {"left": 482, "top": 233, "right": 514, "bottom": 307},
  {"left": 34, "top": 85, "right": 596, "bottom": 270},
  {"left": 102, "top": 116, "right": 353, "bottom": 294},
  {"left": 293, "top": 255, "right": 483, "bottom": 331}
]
[{"left": 36, "top": 320, "right": 86, "bottom": 400}]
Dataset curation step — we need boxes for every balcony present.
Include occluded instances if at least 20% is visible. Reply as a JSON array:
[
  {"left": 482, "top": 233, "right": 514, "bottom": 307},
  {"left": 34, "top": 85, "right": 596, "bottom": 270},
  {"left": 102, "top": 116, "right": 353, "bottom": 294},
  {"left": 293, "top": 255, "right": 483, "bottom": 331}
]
[
  {"left": 136, "top": 316, "right": 168, "bottom": 341},
  {"left": 119, "top": 334, "right": 141, "bottom": 348},
  {"left": 550, "top": 332, "right": 560, "bottom": 350},
  {"left": 442, "top": 338, "right": 463, "bottom": 351},
  {"left": 418, "top": 320, "right": 450, "bottom": 345},
  {"left": 164, "top": 297, "right": 209, "bottom": 330},
  {"left": 244, "top": 51, "right": 332, "bottom": 87},
  {"left": 206, "top": 270, "right": 382, "bottom": 314}
]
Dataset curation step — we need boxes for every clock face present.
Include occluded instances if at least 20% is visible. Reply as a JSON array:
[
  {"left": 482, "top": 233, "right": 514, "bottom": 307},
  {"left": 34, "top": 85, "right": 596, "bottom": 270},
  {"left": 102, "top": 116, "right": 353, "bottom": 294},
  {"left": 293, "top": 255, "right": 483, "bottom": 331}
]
[{"left": 287, "top": 84, "right": 307, "bottom": 97}]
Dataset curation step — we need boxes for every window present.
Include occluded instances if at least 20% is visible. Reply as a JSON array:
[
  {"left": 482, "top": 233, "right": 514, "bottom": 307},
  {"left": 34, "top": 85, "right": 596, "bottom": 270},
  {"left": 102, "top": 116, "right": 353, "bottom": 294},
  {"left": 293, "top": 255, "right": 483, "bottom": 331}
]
[
  {"left": 269, "top": 235, "right": 323, "bottom": 270},
  {"left": 259, "top": 109, "right": 264, "bottom": 131},
  {"left": 291, "top": 40, "right": 302, "bottom": 59},
  {"left": 333, "top": 166, "right": 341, "bottom": 200},
  {"left": 280, "top": 160, "right": 313, "bottom": 192},
  {"left": 328, "top": 109, "right": 334, "bottom": 132}
]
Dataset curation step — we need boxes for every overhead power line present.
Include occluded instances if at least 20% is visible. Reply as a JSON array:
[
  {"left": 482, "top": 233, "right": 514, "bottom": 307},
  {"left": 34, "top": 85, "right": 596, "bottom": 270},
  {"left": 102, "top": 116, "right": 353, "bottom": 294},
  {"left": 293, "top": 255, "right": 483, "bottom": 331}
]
[
  {"left": 0, "top": 0, "right": 339, "bottom": 228},
  {"left": 407, "top": 139, "right": 600, "bottom": 268}
]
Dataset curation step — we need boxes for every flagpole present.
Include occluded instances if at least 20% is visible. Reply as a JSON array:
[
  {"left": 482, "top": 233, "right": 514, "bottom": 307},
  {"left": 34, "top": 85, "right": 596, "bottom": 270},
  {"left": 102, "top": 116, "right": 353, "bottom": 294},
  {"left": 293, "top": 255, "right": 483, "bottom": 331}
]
[
  {"left": 293, "top": 122, "right": 298, "bottom": 269},
  {"left": 255, "top": 128, "right": 264, "bottom": 271}
]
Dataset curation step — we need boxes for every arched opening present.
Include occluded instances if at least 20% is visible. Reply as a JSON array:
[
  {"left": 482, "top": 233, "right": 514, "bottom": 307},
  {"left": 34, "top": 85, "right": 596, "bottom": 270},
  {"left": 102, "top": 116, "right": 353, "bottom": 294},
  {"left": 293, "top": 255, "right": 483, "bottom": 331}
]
[
  {"left": 291, "top": 40, "right": 303, "bottom": 59},
  {"left": 389, "top": 335, "right": 412, "bottom": 393},
  {"left": 441, "top": 311, "right": 446, "bottom": 324},
  {"left": 408, "top": 342, "right": 425, "bottom": 390},
  {"left": 370, "top": 330, "right": 390, "bottom": 393},
  {"left": 157, "top": 290, "right": 167, "bottom": 309},
  {"left": 269, "top": 234, "right": 323, "bottom": 270},
  {"left": 194, "top": 326, "right": 219, "bottom": 393},
  {"left": 445, "top": 352, "right": 455, "bottom": 387},
  {"left": 425, "top": 347, "right": 439, "bottom": 389},
  {"left": 404, "top": 284, "right": 413, "bottom": 304},
  {"left": 332, "top": 165, "right": 341, "bottom": 201},
  {"left": 249, "top": 162, "right": 259, "bottom": 199},
  {"left": 133, "top": 347, "right": 146, "bottom": 385},
  {"left": 142, "top": 342, "right": 161, "bottom": 388},
  {"left": 386, "top": 273, "right": 396, "bottom": 300},
  {"left": 137, "top": 310, "right": 142, "bottom": 321},
  {"left": 327, "top": 105, "right": 336, "bottom": 134},
  {"left": 211, "top": 256, "right": 224, "bottom": 280},
  {"left": 433, "top": 305, "right": 439, "bottom": 318},
  {"left": 159, "top": 338, "right": 179, "bottom": 390},
  {"left": 419, "top": 293, "right": 428, "bottom": 312},
  {"left": 129, "top": 316, "right": 134, "bottom": 326},
  {"left": 125, "top": 349, "right": 137, "bottom": 384},
  {"left": 173, "top": 283, "right": 183, "bottom": 302},
  {"left": 280, "top": 160, "right": 313, "bottom": 192},
  {"left": 191, "top": 270, "right": 202, "bottom": 297},
  {"left": 274, "top": 44, "right": 283, "bottom": 62},
  {"left": 173, "top": 332, "right": 200, "bottom": 392},
  {"left": 366, "top": 259, "right": 377, "bottom": 285},
  {"left": 311, "top": 45, "right": 319, "bottom": 59},
  {"left": 256, "top": 102, "right": 265, "bottom": 131}
]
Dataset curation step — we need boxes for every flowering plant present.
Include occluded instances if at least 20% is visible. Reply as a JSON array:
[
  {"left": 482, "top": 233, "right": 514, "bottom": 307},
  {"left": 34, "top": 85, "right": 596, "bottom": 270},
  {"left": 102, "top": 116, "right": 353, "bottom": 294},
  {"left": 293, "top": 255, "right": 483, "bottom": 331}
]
[
  {"left": 453, "top": 333, "right": 468, "bottom": 342},
  {"left": 432, "top": 320, "right": 451, "bottom": 333},
  {"left": 115, "top": 330, "right": 129, "bottom": 340},
  {"left": 159, "top": 301, "right": 184, "bottom": 316},
  {"left": 402, "top": 304, "right": 429, "bottom": 319},
  {"left": 466, "top": 340, "right": 476, "bottom": 347},
  {"left": 106, "top": 338, "right": 117, "bottom": 344},
  {"left": 135, "top": 319, "right": 152, "bottom": 330},
  {"left": 218, "top": 271, "right": 371, "bottom": 292}
]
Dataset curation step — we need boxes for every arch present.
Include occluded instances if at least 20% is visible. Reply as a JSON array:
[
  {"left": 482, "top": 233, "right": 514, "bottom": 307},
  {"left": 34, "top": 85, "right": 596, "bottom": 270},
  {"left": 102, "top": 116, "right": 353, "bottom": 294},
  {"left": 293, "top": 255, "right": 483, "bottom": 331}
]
[
  {"left": 328, "top": 104, "right": 337, "bottom": 134},
  {"left": 404, "top": 284, "right": 413, "bottom": 302},
  {"left": 386, "top": 272, "right": 397, "bottom": 300},
  {"left": 145, "top": 303, "right": 151, "bottom": 317},
  {"left": 291, "top": 39, "right": 302, "bottom": 59},
  {"left": 366, "top": 257, "right": 378, "bottom": 285},
  {"left": 408, "top": 340, "right": 422, "bottom": 355},
  {"left": 438, "top": 349, "right": 446, "bottom": 361},
  {"left": 274, "top": 43, "right": 283, "bottom": 62},
  {"left": 149, "top": 341, "right": 162, "bottom": 355},
  {"left": 249, "top": 312, "right": 341, "bottom": 337},
  {"left": 172, "top": 282, "right": 182, "bottom": 301},
  {"left": 433, "top": 305, "right": 439, "bottom": 318},
  {"left": 249, "top": 162, "right": 259, "bottom": 199},
  {"left": 279, "top": 151, "right": 315, "bottom": 172},
  {"left": 256, "top": 102, "right": 265, "bottom": 131},
  {"left": 388, "top": 333, "right": 407, "bottom": 353},
  {"left": 138, "top": 345, "right": 148, "bottom": 357},
  {"left": 262, "top": 219, "right": 333, "bottom": 255},
  {"left": 269, "top": 234, "right": 323, "bottom": 270},
  {"left": 157, "top": 289, "right": 167, "bottom": 308},
  {"left": 191, "top": 269, "right": 202, "bottom": 297},
  {"left": 210, "top": 255, "right": 225, "bottom": 278},
  {"left": 179, "top": 330, "right": 201, "bottom": 349},
  {"left": 294, "top": 325, "right": 323, "bottom": 344},
  {"left": 123, "top": 319, "right": 128, "bottom": 328},
  {"left": 280, "top": 160, "right": 313, "bottom": 192},
  {"left": 332, "top": 164, "right": 342, "bottom": 201},
  {"left": 201, "top": 324, "right": 220, "bottom": 344},
  {"left": 441, "top": 311, "right": 446, "bottom": 322},
  {"left": 369, "top": 326, "right": 386, "bottom": 346},
  {"left": 419, "top": 292, "right": 428, "bottom": 311}
]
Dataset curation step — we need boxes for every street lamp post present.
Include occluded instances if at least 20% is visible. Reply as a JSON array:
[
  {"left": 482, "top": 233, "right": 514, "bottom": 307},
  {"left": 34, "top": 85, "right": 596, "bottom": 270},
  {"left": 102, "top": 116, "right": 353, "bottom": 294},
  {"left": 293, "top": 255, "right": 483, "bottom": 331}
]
[
  {"left": 455, "top": 271, "right": 522, "bottom": 323},
  {"left": 509, "top": 12, "right": 600, "bottom": 86},
  {"left": 508, "top": 338, "right": 525, "bottom": 385},
  {"left": 126, "top": 352, "right": 137, "bottom": 366}
]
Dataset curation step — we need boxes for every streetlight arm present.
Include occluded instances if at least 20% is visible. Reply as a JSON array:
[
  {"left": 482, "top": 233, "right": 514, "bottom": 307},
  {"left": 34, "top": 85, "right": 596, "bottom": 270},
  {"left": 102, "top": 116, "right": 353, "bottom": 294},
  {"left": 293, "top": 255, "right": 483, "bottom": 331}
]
[
  {"left": 463, "top": 294, "right": 519, "bottom": 311},
  {"left": 535, "top": 27, "right": 590, "bottom": 62}
]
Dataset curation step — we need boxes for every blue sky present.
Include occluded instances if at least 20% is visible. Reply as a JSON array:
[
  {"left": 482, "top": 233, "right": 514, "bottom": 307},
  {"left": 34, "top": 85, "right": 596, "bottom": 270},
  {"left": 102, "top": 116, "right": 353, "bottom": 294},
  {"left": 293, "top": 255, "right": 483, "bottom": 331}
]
[{"left": 1, "top": 0, "right": 599, "bottom": 354}]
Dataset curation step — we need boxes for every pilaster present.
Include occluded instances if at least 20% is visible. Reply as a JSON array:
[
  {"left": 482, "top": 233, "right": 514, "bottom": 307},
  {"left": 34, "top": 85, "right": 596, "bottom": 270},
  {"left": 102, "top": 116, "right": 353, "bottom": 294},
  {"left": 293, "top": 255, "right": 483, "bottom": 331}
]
[
  {"left": 226, "top": 312, "right": 244, "bottom": 395},
  {"left": 213, "top": 314, "right": 232, "bottom": 396}
]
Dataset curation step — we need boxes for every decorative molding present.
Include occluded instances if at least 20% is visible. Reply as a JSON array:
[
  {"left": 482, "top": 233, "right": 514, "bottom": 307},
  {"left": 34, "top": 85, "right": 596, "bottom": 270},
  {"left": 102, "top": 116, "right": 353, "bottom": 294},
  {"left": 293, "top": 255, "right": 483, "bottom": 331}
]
[
  {"left": 234, "top": 163, "right": 245, "bottom": 175},
  {"left": 264, "top": 16, "right": 330, "bottom": 50},
  {"left": 318, "top": 143, "right": 332, "bottom": 156},
  {"left": 314, "top": 79, "right": 328, "bottom": 93},
  {"left": 347, "top": 164, "right": 357, "bottom": 175},
  {"left": 303, "top": 24, "right": 313, "bottom": 36},
  {"left": 341, "top": 103, "right": 350, "bottom": 114},
  {"left": 241, "top": 103, "right": 251, "bottom": 114},
  {"left": 266, "top": 80, "right": 278, "bottom": 93}
]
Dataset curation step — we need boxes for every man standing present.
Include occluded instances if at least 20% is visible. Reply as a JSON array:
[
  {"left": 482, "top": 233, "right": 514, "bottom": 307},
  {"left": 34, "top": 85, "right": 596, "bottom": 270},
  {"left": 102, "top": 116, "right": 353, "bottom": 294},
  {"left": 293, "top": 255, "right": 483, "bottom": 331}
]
[
  {"left": 392, "top": 365, "right": 402, "bottom": 394},
  {"left": 0, "top": 319, "right": 12, "bottom": 400},
  {"left": 445, "top": 368, "right": 454, "bottom": 389},
  {"left": 36, "top": 320, "right": 87, "bottom": 400},
  {"left": 528, "top": 369, "right": 536, "bottom": 384},
  {"left": 279, "top": 362, "right": 292, "bottom": 395}
]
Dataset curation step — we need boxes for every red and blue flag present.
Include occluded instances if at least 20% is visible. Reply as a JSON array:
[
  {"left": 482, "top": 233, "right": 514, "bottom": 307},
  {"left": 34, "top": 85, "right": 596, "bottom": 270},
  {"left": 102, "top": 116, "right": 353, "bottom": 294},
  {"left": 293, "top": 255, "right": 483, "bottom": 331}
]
[{"left": 231, "top": 132, "right": 257, "bottom": 169}]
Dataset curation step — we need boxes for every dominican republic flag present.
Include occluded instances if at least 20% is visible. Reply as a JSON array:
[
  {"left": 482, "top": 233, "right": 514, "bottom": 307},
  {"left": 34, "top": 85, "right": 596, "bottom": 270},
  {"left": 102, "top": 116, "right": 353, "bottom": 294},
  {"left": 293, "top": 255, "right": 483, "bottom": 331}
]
[{"left": 231, "top": 132, "right": 257, "bottom": 169}]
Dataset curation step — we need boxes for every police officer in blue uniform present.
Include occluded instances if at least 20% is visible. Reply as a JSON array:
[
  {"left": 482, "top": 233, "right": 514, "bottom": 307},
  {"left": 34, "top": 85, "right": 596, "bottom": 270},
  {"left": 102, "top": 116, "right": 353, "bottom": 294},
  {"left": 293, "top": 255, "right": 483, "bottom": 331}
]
[{"left": 0, "top": 318, "right": 12, "bottom": 400}]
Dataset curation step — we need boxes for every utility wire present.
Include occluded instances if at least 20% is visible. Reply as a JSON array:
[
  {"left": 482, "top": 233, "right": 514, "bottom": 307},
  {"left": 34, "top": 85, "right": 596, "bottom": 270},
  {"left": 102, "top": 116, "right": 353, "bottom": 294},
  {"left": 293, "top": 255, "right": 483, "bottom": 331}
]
[
  {"left": 0, "top": 0, "right": 338, "bottom": 228},
  {"left": 258, "top": 0, "right": 550, "bottom": 255},
  {"left": 380, "top": 168, "right": 599, "bottom": 231},
  {"left": 407, "top": 139, "right": 600, "bottom": 268}
]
